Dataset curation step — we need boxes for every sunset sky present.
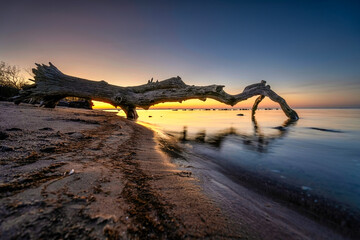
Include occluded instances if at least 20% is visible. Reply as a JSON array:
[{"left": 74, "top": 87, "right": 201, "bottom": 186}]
[{"left": 1, "top": 0, "right": 359, "bottom": 109}]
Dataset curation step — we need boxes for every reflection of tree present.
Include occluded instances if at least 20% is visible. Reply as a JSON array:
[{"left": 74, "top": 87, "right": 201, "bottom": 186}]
[
  {"left": 195, "top": 130, "right": 206, "bottom": 143},
  {"left": 180, "top": 126, "right": 188, "bottom": 142},
  {"left": 179, "top": 116, "right": 297, "bottom": 153}
]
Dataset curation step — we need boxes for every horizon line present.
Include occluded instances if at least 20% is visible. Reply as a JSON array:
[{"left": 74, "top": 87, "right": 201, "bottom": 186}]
[{"left": 97, "top": 106, "right": 360, "bottom": 110}]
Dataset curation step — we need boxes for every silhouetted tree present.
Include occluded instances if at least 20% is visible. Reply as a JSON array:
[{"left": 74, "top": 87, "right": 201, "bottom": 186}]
[
  {"left": 0, "top": 61, "right": 27, "bottom": 89},
  {"left": 14, "top": 63, "right": 299, "bottom": 120}
]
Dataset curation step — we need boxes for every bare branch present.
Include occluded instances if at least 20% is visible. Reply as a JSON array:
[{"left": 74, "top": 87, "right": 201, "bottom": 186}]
[
  {"left": 14, "top": 63, "right": 299, "bottom": 120},
  {"left": 0, "top": 61, "right": 28, "bottom": 89}
]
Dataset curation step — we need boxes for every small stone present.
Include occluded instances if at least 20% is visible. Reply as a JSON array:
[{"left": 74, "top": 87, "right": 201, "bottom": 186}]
[{"left": 69, "top": 132, "right": 84, "bottom": 139}]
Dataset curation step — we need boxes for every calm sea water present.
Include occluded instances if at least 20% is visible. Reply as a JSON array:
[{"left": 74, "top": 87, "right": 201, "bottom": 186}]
[{"left": 117, "top": 109, "right": 360, "bottom": 211}]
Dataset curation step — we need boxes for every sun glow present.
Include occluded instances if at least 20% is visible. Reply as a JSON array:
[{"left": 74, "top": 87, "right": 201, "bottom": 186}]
[
  {"left": 92, "top": 101, "right": 116, "bottom": 109},
  {"left": 92, "top": 97, "right": 291, "bottom": 110},
  {"left": 92, "top": 93, "right": 351, "bottom": 110}
]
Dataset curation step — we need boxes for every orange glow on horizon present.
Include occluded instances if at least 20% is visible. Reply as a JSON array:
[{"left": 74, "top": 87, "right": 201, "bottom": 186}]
[
  {"left": 92, "top": 101, "right": 116, "bottom": 109},
  {"left": 93, "top": 97, "right": 294, "bottom": 109},
  {"left": 92, "top": 92, "right": 359, "bottom": 110}
]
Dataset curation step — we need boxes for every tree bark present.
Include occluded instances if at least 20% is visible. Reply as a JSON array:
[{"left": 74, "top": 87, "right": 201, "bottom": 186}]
[
  {"left": 14, "top": 63, "right": 299, "bottom": 120},
  {"left": 252, "top": 95, "right": 265, "bottom": 117}
]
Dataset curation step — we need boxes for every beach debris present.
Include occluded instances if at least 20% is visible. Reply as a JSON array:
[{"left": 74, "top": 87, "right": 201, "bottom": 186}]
[
  {"left": 66, "top": 118, "right": 100, "bottom": 125},
  {"left": 175, "top": 171, "right": 192, "bottom": 177},
  {"left": 68, "top": 132, "right": 84, "bottom": 139},
  {"left": 64, "top": 169, "right": 75, "bottom": 176},
  {"left": 13, "top": 62, "right": 299, "bottom": 121},
  {"left": 0, "top": 131, "right": 9, "bottom": 140},
  {"left": 87, "top": 195, "right": 96, "bottom": 203},
  {"left": 236, "top": 113, "right": 244, "bottom": 116},
  {"left": 93, "top": 184, "right": 102, "bottom": 194},
  {"left": 23, "top": 151, "right": 40, "bottom": 163}
]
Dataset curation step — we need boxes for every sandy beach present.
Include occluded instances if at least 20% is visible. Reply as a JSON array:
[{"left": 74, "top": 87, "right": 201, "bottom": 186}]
[
  {"left": 0, "top": 102, "right": 349, "bottom": 239},
  {"left": 2, "top": 0, "right": 360, "bottom": 238}
]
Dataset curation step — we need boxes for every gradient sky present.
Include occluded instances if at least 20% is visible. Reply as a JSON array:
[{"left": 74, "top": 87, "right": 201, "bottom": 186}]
[{"left": 1, "top": 0, "right": 359, "bottom": 108}]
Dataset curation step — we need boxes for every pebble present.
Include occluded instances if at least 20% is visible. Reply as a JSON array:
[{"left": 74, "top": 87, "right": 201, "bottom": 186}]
[{"left": 69, "top": 132, "right": 84, "bottom": 139}]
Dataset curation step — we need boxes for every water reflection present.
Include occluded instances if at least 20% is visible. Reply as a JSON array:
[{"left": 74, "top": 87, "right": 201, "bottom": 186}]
[
  {"left": 180, "top": 116, "right": 297, "bottom": 153},
  {"left": 133, "top": 109, "right": 360, "bottom": 217},
  {"left": 180, "top": 126, "right": 188, "bottom": 142}
]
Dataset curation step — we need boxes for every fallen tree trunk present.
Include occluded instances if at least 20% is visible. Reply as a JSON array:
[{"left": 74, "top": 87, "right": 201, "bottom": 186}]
[{"left": 14, "top": 63, "right": 299, "bottom": 120}]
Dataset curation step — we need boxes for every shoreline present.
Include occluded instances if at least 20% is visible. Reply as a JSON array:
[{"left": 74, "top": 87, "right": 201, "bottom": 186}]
[
  {"left": 153, "top": 126, "right": 355, "bottom": 240},
  {"left": 0, "top": 102, "right": 243, "bottom": 239},
  {"left": 163, "top": 138, "right": 360, "bottom": 238},
  {"left": 0, "top": 102, "right": 355, "bottom": 239}
]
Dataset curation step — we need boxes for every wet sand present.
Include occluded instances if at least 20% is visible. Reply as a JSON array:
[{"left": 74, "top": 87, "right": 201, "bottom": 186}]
[
  {"left": 0, "top": 102, "right": 242, "bottom": 239},
  {"left": 0, "top": 102, "right": 349, "bottom": 239}
]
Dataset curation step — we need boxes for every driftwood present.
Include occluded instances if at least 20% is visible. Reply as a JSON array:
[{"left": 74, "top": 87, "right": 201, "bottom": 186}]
[{"left": 14, "top": 63, "right": 299, "bottom": 120}]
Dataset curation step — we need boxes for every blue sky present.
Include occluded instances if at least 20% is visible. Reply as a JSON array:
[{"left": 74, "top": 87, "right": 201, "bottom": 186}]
[{"left": 1, "top": 0, "right": 359, "bottom": 107}]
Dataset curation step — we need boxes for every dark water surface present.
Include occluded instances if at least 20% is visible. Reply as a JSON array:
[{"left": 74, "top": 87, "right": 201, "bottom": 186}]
[{"left": 118, "top": 109, "right": 360, "bottom": 212}]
